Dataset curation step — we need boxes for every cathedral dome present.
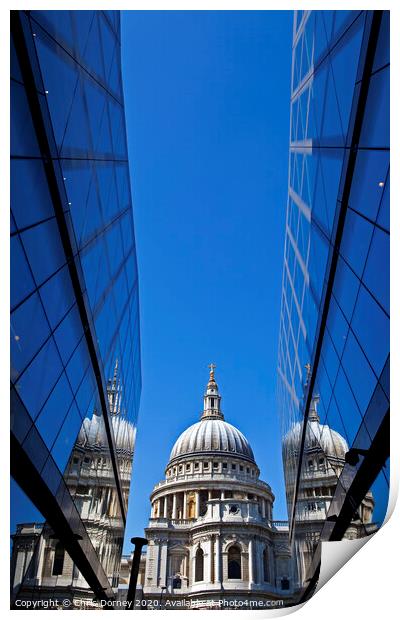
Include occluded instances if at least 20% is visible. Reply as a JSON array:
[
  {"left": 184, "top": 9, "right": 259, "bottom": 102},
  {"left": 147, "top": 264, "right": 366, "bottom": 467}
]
[
  {"left": 283, "top": 412, "right": 348, "bottom": 460},
  {"left": 168, "top": 418, "right": 255, "bottom": 464},
  {"left": 77, "top": 414, "right": 135, "bottom": 455}
]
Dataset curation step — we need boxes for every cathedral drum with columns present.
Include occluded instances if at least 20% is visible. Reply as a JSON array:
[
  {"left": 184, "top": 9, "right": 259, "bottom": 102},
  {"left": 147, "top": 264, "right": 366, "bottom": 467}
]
[{"left": 141, "top": 367, "right": 294, "bottom": 608}]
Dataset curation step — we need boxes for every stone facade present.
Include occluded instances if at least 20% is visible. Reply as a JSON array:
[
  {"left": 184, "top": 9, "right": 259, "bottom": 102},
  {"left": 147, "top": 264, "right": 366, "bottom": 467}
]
[{"left": 139, "top": 367, "right": 295, "bottom": 608}]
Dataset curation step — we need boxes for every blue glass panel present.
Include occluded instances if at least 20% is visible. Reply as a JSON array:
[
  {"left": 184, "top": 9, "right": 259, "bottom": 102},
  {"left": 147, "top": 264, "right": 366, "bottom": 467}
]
[
  {"left": 65, "top": 337, "right": 90, "bottom": 395},
  {"left": 108, "top": 49, "right": 122, "bottom": 96},
  {"left": 39, "top": 266, "right": 75, "bottom": 330},
  {"left": 97, "top": 101, "right": 113, "bottom": 157},
  {"left": 321, "top": 331, "right": 340, "bottom": 386},
  {"left": 11, "top": 293, "right": 49, "bottom": 379},
  {"left": 332, "top": 255, "right": 359, "bottom": 323},
  {"left": 359, "top": 67, "right": 390, "bottom": 149},
  {"left": 369, "top": 465, "right": 390, "bottom": 526},
  {"left": 32, "top": 10, "right": 94, "bottom": 59},
  {"left": 351, "top": 285, "right": 389, "bottom": 379},
  {"left": 34, "top": 28, "right": 79, "bottom": 149},
  {"left": 41, "top": 457, "right": 63, "bottom": 495},
  {"left": 377, "top": 171, "right": 389, "bottom": 232},
  {"left": 51, "top": 403, "right": 81, "bottom": 473},
  {"left": 10, "top": 235, "right": 35, "bottom": 309},
  {"left": 313, "top": 150, "right": 343, "bottom": 234},
  {"left": 54, "top": 304, "right": 84, "bottom": 365},
  {"left": 325, "top": 396, "right": 351, "bottom": 448},
  {"left": 61, "top": 160, "right": 94, "bottom": 244},
  {"left": 61, "top": 77, "right": 92, "bottom": 158},
  {"left": 11, "top": 36, "right": 23, "bottom": 82},
  {"left": 349, "top": 150, "right": 389, "bottom": 222},
  {"left": 16, "top": 337, "right": 63, "bottom": 421},
  {"left": 11, "top": 159, "right": 55, "bottom": 230},
  {"left": 35, "top": 372, "right": 74, "bottom": 447},
  {"left": 373, "top": 11, "right": 390, "bottom": 73},
  {"left": 80, "top": 238, "right": 108, "bottom": 309},
  {"left": 326, "top": 294, "right": 350, "bottom": 359},
  {"left": 31, "top": 11, "right": 73, "bottom": 48},
  {"left": 362, "top": 226, "right": 389, "bottom": 315},
  {"left": 309, "top": 223, "right": 329, "bottom": 302},
  {"left": 314, "top": 11, "right": 330, "bottom": 65},
  {"left": 341, "top": 330, "right": 376, "bottom": 414},
  {"left": 330, "top": 13, "right": 364, "bottom": 138},
  {"left": 75, "top": 369, "right": 96, "bottom": 419},
  {"left": 320, "top": 62, "right": 344, "bottom": 146},
  {"left": 10, "top": 80, "right": 40, "bottom": 157},
  {"left": 340, "top": 209, "right": 373, "bottom": 279},
  {"left": 20, "top": 219, "right": 66, "bottom": 286},
  {"left": 83, "top": 77, "right": 107, "bottom": 152},
  {"left": 22, "top": 425, "right": 48, "bottom": 473},
  {"left": 332, "top": 11, "right": 356, "bottom": 39},
  {"left": 82, "top": 14, "right": 105, "bottom": 82},
  {"left": 11, "top": 387, "right": 33, "bottom": 444},
  {"left": 109, "top": 99, "right": 127, "bottom": 158},
  {"left": 70, "top": 11, "right": 95, "bottom": 56},
  {"left": 77, "top": 182, "right": 103, "bottom": 247},
  {"left": 99, "top": 14, "right": 115, "bottom": 80},
  {"left": 333, "top": 367, "right": 363, "bottom": 444}
]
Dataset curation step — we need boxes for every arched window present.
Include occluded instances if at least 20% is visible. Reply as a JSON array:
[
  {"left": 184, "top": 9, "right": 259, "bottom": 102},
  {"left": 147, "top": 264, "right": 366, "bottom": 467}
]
[
  {"left": 172, "top": 576, "right": 182, "bottom": 589},
  {"left": 228, "top": 545, "right": 241, "bottom": 579},
  {"left": 188, "top": 500, "right": 195, "bottom": 519},
  {"left": 281, "top": 577, "right": 290, "bottom": 590},
  {"left": 263, "top": 547, "right": 270, "bottom": 582},
  {"left": 195, "top": 547, "right": 204, "bottom": 582},
  {"left": 52, "top": 542, "right": 65, "bottom": 576}
]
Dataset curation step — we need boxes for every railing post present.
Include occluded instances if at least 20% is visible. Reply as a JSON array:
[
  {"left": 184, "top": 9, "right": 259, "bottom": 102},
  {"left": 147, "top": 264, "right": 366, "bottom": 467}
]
[{"left": 126, "top": 537, "right": 148, "bottom": 610}]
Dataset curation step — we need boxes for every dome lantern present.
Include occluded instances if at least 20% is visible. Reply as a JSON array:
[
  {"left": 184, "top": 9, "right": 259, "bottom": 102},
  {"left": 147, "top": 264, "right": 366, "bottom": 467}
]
[
  {"left": 201, "top": 363, "right": 224, "bottom": 421},
  {"left": 167, "top": 366, "right": 257, "bottom": 466}
]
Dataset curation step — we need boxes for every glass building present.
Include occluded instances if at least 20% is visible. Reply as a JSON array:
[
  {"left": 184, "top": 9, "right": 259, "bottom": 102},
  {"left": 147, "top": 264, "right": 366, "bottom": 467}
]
[
  {"left": 10, "top": 10, "right": 141, "bottom": 606},
  {"left": 277, "top": 10, "right": 389, "bottom": 598}
]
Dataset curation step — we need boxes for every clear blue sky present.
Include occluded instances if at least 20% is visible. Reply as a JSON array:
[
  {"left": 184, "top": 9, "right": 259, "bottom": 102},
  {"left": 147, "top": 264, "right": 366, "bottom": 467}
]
[{"left": 121, "top": 10, "right": 293, "bottom": 553}]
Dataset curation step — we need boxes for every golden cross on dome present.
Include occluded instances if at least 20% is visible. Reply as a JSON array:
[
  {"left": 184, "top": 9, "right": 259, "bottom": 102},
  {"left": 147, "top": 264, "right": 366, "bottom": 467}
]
[{"left": 208, "top": 363, "right": 216, "bottom": 380}]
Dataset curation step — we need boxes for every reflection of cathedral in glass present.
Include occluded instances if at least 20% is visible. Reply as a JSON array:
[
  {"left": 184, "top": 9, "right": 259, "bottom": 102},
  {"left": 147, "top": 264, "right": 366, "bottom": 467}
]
[
  {"left": 11, "top": 363, "right": 136, "bottom": 607},
  {"left": 283, "top": 389, "right": 376, "bottom": 590}
]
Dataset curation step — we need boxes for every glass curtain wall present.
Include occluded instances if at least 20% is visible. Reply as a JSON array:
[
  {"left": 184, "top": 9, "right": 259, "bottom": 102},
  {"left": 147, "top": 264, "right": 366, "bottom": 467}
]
[
  {"left": 11, "top": 10, "right": 141, "bottom": 606},
  {"left": 277, "top": 9, "right": 389, "bottom": 595}
]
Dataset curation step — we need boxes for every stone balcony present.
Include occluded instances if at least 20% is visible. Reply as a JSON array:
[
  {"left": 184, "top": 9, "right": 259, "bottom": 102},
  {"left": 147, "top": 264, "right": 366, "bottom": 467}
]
[
  {"left": 152, "top": 472, "right": 272, "bottom": 494},
  {"left": 147, "top": 511, "right": 288, "bottom": 531}
]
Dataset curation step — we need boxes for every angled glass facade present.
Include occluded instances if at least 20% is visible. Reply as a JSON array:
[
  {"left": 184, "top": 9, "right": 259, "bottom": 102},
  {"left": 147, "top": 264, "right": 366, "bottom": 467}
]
[
  {"left": 278, "top": 10, "right": 389, "bottom": 596},
  {"left": 11, "top": 10, "right": 141, "bottom": 606}
]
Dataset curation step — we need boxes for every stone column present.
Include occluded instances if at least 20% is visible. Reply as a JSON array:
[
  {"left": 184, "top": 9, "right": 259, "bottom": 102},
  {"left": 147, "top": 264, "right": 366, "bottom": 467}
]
[
  {"left": 214, "top": 535, "right": 221, "bottom": 584},
  {"left": 261, "top": 498, "right": 266, "bottom": 518},
  {"left": 145, "top": 541, "right": 160, "bottom": 587},
  {"left": 172, "top": 493, "right": 177, "bottom": 519},
  {"left": 159, "top": 540, "right": 168, "bottom": 587},
  {"left": 163, "top": 496, "right": 168, "bottom": 519},
  {"left": 191, "top": 547, "right": 197, "bottom": 583},
  {"left": 257, "top": 541, "right": 264, "bottom": 583},
  {"left": 183, "top": 492, "right": 187, "bottom": 519},
  {"left": 206, "top": 538, "right": 213, "bottom": 583},
  {"left": 248, "top": 538, "right": 254, "bottom": 586},
  {"left": 195, "top": 491, "right": 200, "bottom": 518},
  {"left": 208, "top": 490, "right": 212, "bottom": 500}
]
